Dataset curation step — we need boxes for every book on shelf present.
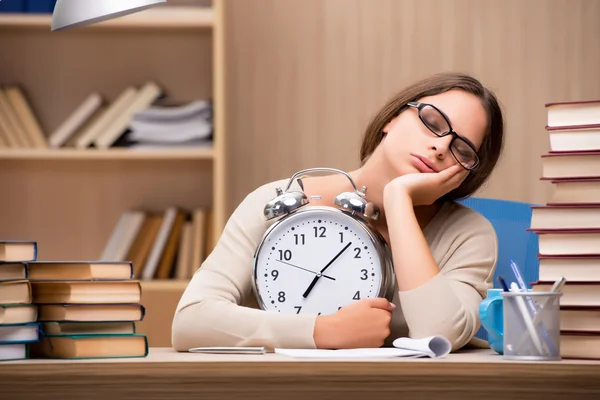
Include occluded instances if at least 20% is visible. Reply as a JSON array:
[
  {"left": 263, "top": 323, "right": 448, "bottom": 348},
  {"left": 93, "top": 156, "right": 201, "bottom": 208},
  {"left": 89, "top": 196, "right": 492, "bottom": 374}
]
[
  {"left": 48, "top": 92, "right": 103, "bottom": 148},
  {"left": 100, "top": 206, "right": 211, "bottom": 280},
  {"left": 0, "top": 80, "right": 214, "bottom": 151},
  {"left": 0, "top": 85, "right": 48, "bottom": 149}
]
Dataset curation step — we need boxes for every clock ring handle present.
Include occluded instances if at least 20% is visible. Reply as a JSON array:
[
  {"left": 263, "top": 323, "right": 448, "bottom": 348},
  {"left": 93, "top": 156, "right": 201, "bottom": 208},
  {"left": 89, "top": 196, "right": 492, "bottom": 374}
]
[
  {"left": 284, "top": 167, "right": 361, "bottom": 194},
  {"left": 285, "top": 167, "right": 379, "bottom": 221}
]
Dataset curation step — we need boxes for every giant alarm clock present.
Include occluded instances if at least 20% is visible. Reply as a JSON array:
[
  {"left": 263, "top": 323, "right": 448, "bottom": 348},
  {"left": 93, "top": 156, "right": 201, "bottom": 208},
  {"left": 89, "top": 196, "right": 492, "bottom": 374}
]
[{"left": 252, "top": 168, "right": 396, "bottom": 316}]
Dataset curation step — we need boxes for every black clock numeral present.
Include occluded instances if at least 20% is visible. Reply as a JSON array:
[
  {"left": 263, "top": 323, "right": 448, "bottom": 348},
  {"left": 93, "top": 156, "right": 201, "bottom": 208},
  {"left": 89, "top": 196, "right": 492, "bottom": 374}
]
[
  {"left": 278, "top": 249, "right": 292, "bottom": 261},
  {"left": 313, "top": 226, "right": 326, "bottom": 238},
  {"left": 353, "top": 291, "right": 361, "bottom": 300},
  {"left": 278, "top": 291, "right": 286, "bottom": 302},
  {"left": 294, "top": 233, "right": 305, "bottom": 245},
  {"left": 360, "top": 269, "right": 368, "bottom": 280},
  {"left": 271, "top": 270, "right": 279, "bottom": 280},
  {"left": 294, "top": 306, "right": 302, "bottom": 314},
  {"left": 339, "top": 232, "right": 344, "bottom": 243},
  {"left": 354, "top": 247, "right": 362, "bottom": 258},
  {"left": 338, "top": 306, "right": 342, "bottom": 310}
]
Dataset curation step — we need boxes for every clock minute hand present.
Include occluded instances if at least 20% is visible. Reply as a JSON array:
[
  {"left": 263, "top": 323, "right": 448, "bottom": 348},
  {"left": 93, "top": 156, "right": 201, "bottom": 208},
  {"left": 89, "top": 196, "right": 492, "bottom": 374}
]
[{"left": 302, "top": 241, "right": 352, "bottom": 299}]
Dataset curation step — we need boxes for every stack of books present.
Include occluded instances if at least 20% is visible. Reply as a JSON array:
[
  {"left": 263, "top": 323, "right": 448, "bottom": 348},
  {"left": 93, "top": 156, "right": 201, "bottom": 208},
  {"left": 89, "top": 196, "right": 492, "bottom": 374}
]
[
  {"left": 1, "top": 239, "right": 148, "bottom": 360},
  {"left": 125, "top": 100, "right": 213, "bottom": 149},
  {"left": 0, "top": 241, "right": 40, "bottom": 361},
  {"left": 27, "top": 260, "right": 148, "bottom": 360},
  {"left": 530, "top": 99, "right": 600, "bottom": 359}
]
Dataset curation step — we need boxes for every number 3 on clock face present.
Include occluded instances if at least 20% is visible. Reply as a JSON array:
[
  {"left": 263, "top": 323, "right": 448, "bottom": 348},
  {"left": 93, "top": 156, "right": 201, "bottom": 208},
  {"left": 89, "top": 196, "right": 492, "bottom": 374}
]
[{"left": 252, "top": 207, "right": 388, "bottom": 316}]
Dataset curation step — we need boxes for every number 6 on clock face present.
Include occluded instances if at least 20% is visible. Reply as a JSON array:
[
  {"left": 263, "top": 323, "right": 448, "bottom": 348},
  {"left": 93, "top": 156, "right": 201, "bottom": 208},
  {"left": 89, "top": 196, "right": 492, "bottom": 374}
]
[{"left": 252, "top": 207, "right": 393, "bottom": 316}]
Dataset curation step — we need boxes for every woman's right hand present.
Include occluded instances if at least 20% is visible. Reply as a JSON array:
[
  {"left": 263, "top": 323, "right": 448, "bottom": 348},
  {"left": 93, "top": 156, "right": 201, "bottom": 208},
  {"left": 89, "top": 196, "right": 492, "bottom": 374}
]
[{"left": 313, "top": 298, "right": 395, "bottom": 349}]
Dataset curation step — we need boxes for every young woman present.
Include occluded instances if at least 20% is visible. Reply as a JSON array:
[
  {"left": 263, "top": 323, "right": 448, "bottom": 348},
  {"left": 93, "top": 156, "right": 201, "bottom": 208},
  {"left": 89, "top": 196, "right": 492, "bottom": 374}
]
[{"left": 172, "top": 72, "right": 505, "bottom": 352}]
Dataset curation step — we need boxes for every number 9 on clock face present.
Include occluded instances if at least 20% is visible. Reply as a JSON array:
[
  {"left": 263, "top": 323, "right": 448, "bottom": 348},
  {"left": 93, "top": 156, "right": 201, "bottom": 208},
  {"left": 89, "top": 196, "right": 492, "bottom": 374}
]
[{"left": 252, "top": 207, "right": 391, "bottom": 316}]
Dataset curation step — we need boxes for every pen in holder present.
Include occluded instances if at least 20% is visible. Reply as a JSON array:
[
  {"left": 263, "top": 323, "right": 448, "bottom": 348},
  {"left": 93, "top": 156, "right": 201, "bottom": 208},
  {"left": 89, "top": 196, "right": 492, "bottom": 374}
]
[{"left": 501, "top": 290, "right": 562, "bottom": 361}]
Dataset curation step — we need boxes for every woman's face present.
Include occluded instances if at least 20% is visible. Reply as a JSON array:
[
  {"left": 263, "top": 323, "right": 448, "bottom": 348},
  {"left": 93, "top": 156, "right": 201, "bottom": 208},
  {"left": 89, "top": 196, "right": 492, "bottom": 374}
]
[{"left": 381, "top": 89, "right": 488, "bottom": 176}]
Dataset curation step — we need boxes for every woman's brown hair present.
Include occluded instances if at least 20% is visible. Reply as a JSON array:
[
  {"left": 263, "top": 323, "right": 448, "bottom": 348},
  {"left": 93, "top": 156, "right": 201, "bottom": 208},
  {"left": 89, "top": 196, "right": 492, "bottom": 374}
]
[{"left": 359, "top": 72, "right": 504, "bottom": 201}]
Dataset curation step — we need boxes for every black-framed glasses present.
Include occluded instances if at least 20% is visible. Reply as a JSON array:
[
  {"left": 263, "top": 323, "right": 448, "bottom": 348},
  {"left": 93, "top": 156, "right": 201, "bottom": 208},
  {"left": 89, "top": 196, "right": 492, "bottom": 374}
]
[{"left": 406, "top": 102, "right": 480, "bottom": 170}]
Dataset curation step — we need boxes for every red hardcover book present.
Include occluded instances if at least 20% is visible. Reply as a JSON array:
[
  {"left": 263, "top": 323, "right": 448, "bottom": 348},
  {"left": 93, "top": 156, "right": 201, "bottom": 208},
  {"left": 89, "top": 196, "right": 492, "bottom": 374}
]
[
  {"left": 530, "top": 204, "right": 600, "bottom": 230},
  {"left": 545, "top": 100, "right": 600, "bottom": 129},
  {"left": 546, "top": 123, "right": 600, "bottom": 152},
  {"left": 541, "top": 151, "right": 600, "bottom": 180},
  {"left": 537, "top": 254, "right": 600, "bottom": 282},
  {"left": 527, "top": 228, "right": 600, "bottom": 256}
]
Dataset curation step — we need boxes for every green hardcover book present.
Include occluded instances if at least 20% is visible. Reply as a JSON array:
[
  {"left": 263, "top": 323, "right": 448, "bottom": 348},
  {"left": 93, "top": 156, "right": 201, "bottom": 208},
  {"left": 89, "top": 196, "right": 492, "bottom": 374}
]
[{"left": 29, "top": 333, "right": 148, "bottom": 359}]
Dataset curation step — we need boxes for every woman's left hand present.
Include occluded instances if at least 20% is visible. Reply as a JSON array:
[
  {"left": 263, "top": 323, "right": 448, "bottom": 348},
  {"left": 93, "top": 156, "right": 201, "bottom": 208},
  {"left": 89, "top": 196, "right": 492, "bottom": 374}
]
[{"left": 384, "top": 164, "right": 469, "bottom": 207}]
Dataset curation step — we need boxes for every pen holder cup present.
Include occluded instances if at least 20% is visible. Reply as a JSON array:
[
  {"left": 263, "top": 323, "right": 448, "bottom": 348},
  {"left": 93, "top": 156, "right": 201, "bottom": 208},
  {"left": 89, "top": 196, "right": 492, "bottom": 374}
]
[{"left": 501, "top": 291, "right": 562, "bottom": 361}]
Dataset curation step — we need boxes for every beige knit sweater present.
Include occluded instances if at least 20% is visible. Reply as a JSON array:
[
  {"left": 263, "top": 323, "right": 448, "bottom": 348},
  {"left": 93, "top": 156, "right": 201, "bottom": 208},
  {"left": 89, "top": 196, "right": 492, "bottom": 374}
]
[{"left": 172, "top": 178, "right": 497, "bottom": 351}]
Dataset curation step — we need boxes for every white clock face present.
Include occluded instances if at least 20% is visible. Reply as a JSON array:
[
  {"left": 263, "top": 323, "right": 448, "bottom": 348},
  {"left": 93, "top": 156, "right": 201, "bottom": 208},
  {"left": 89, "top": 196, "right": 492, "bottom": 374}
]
[{"left": 253, "top": 208, "right": 385, "bottom": 316}]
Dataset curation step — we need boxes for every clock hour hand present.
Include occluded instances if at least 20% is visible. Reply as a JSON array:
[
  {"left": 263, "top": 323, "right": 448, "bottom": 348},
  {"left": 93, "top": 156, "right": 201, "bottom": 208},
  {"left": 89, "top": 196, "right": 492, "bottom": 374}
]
[
  {"left": 302, "top": 241, "right": 352, "bottom": 298},
  {"left": 275, "top": 259, "right": 335, "bottom": 281}
]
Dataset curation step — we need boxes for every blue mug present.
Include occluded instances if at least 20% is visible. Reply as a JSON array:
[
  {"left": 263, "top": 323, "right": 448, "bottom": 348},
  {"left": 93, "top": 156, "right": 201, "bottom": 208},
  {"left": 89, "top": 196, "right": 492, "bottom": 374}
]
[{"left": 479, "top": 288, "right": 504, "bottom": 354}]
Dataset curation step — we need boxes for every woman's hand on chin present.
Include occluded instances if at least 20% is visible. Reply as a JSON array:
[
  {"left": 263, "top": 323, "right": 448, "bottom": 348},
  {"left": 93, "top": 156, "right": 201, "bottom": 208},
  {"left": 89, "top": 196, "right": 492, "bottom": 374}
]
[{"left": 383, "top": 164, "right": 469, "bottom": 207}]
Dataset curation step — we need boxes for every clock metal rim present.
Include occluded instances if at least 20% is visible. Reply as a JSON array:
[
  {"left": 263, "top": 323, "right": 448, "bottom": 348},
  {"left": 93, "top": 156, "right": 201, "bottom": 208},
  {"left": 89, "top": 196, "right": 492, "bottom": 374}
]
[{"left": 251, "top": 206, "right": 396, "bottom": 313}]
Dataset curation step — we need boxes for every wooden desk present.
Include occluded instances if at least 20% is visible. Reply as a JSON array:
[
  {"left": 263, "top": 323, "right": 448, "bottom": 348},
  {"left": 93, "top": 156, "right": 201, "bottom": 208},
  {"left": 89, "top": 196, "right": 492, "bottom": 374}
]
[{"left": 1, "top": 348, "right": 600, "bottom": 400}]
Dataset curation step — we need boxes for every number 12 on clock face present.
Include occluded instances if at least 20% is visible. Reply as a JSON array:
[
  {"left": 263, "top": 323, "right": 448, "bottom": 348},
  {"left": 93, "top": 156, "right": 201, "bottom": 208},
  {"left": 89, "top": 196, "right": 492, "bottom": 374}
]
[{"left": 252, "top": 209, "right": 386, "bottom": 316}]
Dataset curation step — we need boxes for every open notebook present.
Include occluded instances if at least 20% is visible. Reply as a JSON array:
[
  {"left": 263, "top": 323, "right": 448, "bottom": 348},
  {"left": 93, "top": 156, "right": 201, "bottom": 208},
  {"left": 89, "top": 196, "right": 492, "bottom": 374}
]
[
  {"left": 189, "top": 336, "right": 451, "bottom": 359},
  {"left": 274, "top": 336, "right": 451, "bottom": 359}
]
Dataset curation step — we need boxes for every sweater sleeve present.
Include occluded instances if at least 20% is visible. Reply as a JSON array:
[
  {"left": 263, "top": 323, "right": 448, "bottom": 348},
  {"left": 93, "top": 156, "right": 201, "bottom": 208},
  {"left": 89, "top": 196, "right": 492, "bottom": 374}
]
[
  {"left": 171, "top": 181, "right": 317, "bottom": 352},
  {"left": 397, "top": 205, "right": 498, "bottom": 351}
]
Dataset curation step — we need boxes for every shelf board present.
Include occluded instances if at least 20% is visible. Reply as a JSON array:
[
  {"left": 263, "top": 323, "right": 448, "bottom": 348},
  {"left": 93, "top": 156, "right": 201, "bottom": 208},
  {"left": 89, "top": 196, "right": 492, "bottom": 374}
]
[
  {"left": 0, "top": 148, "right": 214, "bottom": 160},
  {"left": 0, "top": 7, "right": 214, "bottom": 30}
]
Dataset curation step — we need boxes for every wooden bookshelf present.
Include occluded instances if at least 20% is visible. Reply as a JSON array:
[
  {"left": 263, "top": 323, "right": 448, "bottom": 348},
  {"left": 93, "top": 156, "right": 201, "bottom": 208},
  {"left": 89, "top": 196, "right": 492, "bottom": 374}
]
[
  {"left": 0, "top": 1, "right": 226, "bottom": 346},
  {"left": 0, "top": 6, "right": 214, "bottom": 30}
]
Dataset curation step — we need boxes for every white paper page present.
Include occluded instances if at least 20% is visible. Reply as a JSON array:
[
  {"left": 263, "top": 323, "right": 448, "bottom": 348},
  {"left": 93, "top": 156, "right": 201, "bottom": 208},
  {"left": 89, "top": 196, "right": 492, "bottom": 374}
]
[
  {"left": 392, "top": 336, "right": 452, "bottom": 358},
  {"left": 274, "top": 347, "right": 425, "bottom": 359}
]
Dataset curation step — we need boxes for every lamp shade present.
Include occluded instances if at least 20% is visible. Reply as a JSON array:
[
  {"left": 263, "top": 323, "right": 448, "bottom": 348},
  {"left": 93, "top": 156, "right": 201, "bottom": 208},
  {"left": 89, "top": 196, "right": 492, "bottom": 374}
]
[{"left": 51, "top": 0, "right": 167, "bottom": 31}]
